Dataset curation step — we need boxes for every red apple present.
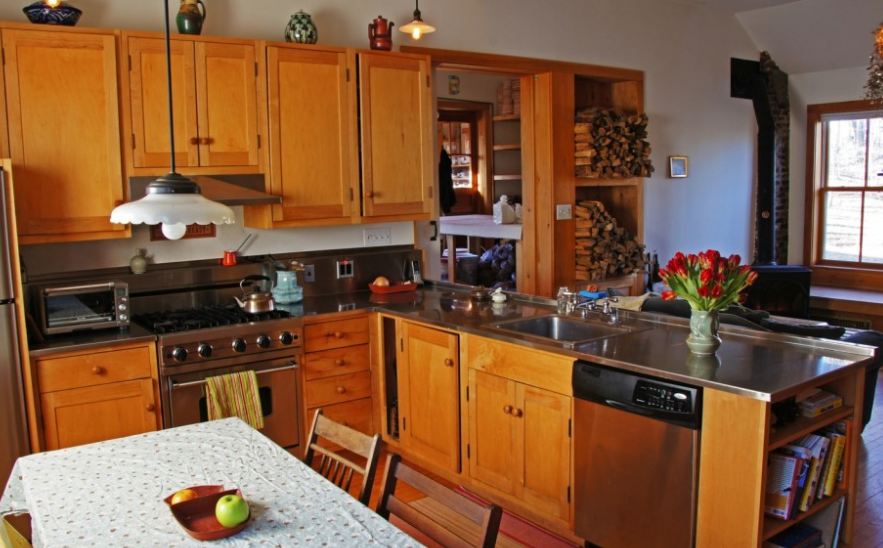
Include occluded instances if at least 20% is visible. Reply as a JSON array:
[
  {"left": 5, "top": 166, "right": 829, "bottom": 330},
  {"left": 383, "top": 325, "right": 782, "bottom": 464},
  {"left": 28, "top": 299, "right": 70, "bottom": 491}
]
[{"left": 215, "top": 494, "right": 249, "bottom": 528}]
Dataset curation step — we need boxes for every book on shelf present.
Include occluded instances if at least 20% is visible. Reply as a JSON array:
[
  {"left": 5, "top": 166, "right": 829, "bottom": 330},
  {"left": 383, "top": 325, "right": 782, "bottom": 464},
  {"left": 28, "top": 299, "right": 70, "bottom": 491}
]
[
  {"left": 804, "top": 495, "right": 846, "bottom": 548},
  {"left": 763, "top": 522, "right": 823, "bottom": 548},
  {"left": 765, "top": 453, "right": 802, "bottom": 519},
  {"left": 797, "top": 388, "right": 843, "bottom": 418},
  {"left": 796, "top": 433, "right": 830, "bottom": 512},
  {"left": 777, "top": 445, "right": 813, "bottom": 519},
  {"left": 820, "top": 432, "right": 846, "bottom": 498}
]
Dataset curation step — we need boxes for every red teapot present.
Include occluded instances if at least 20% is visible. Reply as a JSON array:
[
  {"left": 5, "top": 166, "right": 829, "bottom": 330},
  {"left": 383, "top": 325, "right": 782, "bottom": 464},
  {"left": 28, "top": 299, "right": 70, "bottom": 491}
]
[{"left": 369, "top": 16, "right": 394, "bottom": 51}]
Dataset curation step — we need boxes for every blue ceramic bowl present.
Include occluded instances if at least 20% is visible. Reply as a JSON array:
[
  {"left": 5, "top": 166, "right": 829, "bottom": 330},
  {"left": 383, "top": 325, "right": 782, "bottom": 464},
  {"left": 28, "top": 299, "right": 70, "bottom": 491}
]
[{"left": 22, "top": 1, "right": 82, "bottom": 26}]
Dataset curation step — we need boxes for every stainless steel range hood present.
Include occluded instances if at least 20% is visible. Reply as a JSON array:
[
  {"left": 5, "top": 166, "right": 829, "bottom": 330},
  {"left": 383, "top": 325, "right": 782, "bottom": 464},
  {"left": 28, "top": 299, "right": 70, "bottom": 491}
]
[{"left": 128, "top": 175, "right": 281, "bottom": 206}]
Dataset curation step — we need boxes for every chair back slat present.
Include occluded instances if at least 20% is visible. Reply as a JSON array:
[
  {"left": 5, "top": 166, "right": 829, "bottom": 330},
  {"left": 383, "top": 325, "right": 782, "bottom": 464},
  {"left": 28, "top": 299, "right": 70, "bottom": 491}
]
[
  {"left": 376, "top": 454, "right": 502, "bottom": 548},
  {"left": 303, "top": 408, "right": 382, "bottom": 506}
]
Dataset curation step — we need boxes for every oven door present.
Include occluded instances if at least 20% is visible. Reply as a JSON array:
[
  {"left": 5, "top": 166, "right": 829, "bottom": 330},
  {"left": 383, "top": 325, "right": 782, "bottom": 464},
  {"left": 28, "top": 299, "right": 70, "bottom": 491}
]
[{"left": 166, "top": 356, "right": 301, "bottom": 449}]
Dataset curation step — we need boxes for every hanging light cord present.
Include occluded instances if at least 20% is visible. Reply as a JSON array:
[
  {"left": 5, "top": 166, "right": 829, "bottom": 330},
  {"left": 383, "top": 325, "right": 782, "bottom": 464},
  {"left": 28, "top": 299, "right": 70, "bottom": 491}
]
[{"left": 163, "top": 0, "right": 177, "bottom": 175}]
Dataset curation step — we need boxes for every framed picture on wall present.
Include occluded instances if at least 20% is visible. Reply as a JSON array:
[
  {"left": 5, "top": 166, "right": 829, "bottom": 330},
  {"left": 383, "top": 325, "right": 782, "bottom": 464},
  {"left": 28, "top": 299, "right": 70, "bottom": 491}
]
[{"left": 669, "top": 156, "right": 689, "bottom": 178}]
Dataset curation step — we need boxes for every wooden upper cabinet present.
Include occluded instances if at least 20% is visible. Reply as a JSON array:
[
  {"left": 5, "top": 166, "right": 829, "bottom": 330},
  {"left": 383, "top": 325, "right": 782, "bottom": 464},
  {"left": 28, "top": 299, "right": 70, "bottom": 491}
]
[
  {"left": 397, "top": 321, "right": 460, "bottom": 473},
  {"left": 125, "top": 34, "right": 259, "bottom": 171},
  {"left": 358, "top": 52, "right": 433, "bottom": 219},
  {"left": 0, "top": 32, "right": 8, "bottom": 159},
  {"left": 2, "top": 28, "right": 127, "bottom": 244},
  {"left": 265, "top": 45, "right": 357, "bottom": 224}
]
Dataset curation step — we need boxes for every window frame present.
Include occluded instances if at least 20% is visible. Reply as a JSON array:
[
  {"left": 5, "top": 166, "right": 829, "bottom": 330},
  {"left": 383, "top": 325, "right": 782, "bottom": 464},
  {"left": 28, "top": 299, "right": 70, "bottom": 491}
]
[{"left": 805, "top": 100, "right": 883, "bottom": 290}]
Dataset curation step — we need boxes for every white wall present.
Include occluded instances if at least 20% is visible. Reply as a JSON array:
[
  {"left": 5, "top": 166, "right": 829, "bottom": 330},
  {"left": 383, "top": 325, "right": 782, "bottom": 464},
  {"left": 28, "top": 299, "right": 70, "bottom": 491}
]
[
  {"left": 2, "top": 0, "right": 761, "bottom": 273},
  {"left": 788, "top": 66, "right": 868, "bottom": 264}
]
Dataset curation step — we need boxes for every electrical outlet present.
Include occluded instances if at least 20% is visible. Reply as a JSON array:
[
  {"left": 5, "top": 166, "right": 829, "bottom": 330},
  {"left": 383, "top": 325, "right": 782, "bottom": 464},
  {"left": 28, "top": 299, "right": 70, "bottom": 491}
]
[
  {"left": 336, "top": 259, "right": 354, "bottom": 279},
  {"left": 556, "top": 204, "right": 573, "bottom": 220},
  {"left": 302, "top": 264, "right": 316, "bottom": 283},
  {"left": 363, "top": 227, "right": 392, "bottom": 246}
]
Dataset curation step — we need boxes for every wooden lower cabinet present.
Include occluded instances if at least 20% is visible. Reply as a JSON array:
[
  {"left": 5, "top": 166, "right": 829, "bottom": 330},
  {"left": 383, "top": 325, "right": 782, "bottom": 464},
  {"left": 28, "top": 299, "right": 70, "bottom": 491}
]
[
  {"left": 397, "top": 321, "right": 460, "bottom": 474},
  {"left": 467, "top": 368, "right": 572, "bottom": 526},
  {"left": 34, "top": 341, "right": 160, "bottom": 450}
]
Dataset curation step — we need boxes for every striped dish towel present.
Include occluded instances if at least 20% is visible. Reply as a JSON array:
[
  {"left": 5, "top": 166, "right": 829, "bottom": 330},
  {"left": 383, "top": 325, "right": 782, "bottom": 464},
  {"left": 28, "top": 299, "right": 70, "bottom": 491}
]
[{"left": 204, "top": 370, "right": 265, "bottom": 430}]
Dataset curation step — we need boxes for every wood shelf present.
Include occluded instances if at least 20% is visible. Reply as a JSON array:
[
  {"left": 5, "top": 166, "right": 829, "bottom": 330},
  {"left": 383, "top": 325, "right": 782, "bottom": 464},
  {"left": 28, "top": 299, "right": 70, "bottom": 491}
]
[
  {"left": 767, "top": 406, "right": 853, "bottom": 451},
  {"left": 493, "top": 174, "right": 522, "bottom": 181},
  {"left": 762, "top": 489, "right": 847, "bottom": 539},
  {"left": 493, "top": 144, "right": 521, "bottom": 152},
  {"left": 574, "top": 177, "right": 643, "bottom": 188},
  {"left": 493, "top": 114, "right": 520, "bottom": 122}
]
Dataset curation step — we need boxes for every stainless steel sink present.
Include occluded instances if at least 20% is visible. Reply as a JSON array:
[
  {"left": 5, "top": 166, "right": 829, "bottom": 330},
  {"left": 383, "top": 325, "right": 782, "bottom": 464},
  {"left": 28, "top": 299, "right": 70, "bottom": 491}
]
[{"left": 488, "top": 314, "right": 634, "bottom": 347}]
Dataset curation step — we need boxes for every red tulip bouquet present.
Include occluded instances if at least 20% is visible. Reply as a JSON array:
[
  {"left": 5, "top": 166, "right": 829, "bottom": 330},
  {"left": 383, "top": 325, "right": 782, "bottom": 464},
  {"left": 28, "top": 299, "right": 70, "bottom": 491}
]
[{"left": 657, "top": 250, "right": 758, "bottom": 355}]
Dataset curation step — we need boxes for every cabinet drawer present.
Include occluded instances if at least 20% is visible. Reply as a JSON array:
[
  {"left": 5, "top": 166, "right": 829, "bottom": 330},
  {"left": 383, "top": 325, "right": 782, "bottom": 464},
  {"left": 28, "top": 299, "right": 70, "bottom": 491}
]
[
  {"left": 304, "top": 371, "right": 372, "bottom": 407},
  {"left": 306, "top": 397, "right": 374, "bottom": 437},
  {"left": 37, "top": 345, "right": 154, "bottom": 393},
  {"left": 464, "top": 334, "right": 572, "bottom": 396},
  {"left": 304, "top": 316, "right": 369, "bottom": 352},
  {"left": 303, "top": 344, "right": 369, "bottom": 381}
]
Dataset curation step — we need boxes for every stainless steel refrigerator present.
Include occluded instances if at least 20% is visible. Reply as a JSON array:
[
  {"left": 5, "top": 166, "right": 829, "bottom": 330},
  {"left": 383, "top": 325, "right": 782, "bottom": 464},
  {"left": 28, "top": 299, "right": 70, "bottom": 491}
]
[{"left": 0, "top": 167, "right": 28, "bottom": 487}]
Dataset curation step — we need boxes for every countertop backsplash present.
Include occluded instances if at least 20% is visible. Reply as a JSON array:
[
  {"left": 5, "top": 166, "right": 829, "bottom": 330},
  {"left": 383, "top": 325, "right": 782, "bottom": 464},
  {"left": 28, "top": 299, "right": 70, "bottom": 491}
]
[{"left": 18, "top": 206, "right": 414, "bottom": 276}]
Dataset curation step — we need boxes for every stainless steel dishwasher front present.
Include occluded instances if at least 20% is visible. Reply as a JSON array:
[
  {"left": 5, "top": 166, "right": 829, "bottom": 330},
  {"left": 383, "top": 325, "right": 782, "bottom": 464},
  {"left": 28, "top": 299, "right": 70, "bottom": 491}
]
[{"left": 572, "top": 360, "right": 702, "bottom": 548}]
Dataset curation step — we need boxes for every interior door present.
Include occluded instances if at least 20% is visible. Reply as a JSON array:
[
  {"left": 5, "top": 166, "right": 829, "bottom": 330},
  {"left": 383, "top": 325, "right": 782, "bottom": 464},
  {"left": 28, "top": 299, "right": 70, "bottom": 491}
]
[
  {"left": 468, "top": 369, "right": 517, "bottom": 495},
  {"left": 127, "top": 36, "right": 199, "bottom": 168},
  {"left": 359, "top": 52, "right": 433, "bottom": 218},
  {"left": 194, "top": 41, "right": 259, "bottom": 167},
  {"left": 266, "top": 46, "right": 357, "bottom": 223}
]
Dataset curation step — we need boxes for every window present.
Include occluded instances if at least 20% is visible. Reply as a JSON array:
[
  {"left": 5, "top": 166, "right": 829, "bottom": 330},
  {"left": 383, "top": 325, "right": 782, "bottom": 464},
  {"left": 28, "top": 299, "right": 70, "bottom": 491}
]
[
  {"left": 807, "top": 101, "right": 883, "bottom": 289},
  {"left": 439, "top": 120, "right": 475, "bottom": 189}
]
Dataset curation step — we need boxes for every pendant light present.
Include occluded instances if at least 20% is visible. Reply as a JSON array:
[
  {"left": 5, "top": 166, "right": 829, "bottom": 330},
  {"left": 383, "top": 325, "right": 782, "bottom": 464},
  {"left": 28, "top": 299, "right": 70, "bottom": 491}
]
[
  {"left": 399, "top": 0, "right": 435, "bottom": 40},
  {"left": 110, "top": 0, "right": 234, "bottom": 240}
]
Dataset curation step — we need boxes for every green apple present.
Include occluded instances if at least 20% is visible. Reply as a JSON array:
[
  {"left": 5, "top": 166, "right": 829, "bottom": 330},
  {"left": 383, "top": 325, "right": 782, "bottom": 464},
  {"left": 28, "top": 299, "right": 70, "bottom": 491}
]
[{"left": 215, "top": 494, "right": 249, "bottom": 528}]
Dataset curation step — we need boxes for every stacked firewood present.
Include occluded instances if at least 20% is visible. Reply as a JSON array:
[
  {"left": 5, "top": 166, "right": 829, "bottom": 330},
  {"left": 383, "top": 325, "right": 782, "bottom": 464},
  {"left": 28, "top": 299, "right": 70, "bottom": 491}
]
[
  {"left": 574, "top": 200, "right": 645, "bottom": 281},
  {"left": 574, "top": 108, "right": 653, "bottom": 178}
]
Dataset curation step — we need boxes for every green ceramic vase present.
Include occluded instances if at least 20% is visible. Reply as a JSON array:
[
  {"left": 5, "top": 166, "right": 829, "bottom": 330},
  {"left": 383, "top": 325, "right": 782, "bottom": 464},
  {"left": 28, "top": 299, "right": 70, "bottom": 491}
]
[
  {"left": 285, "top": 10, "right": 318, "bottom": 44},
  {"left": 686, "top": 309, "right": 721, "bottom": 356},
  {"left": 176, "top": 0, "right": 205, "bottom": 35}
]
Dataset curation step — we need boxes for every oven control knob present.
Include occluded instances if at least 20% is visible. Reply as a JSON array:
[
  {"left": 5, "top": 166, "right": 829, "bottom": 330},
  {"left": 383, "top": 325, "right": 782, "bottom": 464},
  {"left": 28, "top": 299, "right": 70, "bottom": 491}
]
[
  {"left": 171, "top": 347, "right": 188, "bottom": 362},
  {"left": 256, "top": 335, "right": 271, "bottom": 348},
  {"left": 197, "top": 343, "right": 213, "bottom": 358},
  {"left": 279, "top": 331, "right": 295, "bottom": 345},
  {"left": 232, "top": 338, "right": 247, "bottom": 353}
]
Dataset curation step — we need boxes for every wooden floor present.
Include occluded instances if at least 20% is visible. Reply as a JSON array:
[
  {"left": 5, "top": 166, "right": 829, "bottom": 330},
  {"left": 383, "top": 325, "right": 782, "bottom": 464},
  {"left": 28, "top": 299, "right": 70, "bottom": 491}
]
[{"left": 853, "top": 369, "right": 883, "bottom": 548}]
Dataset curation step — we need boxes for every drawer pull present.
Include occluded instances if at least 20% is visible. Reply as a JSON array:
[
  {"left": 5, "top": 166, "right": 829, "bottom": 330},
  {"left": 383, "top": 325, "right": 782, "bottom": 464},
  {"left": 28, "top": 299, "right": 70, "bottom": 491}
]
[
  {"left": 444, "top": 358, "right": 454, "bottom": 367},
  {"left": 330, "top": 331, "right": 343, "bottom": 339},
  {"left": 334, "top": 359, "right": 346, "bottom": 366},
  {"left": 336, "top": 386, "right": 346, "bottom": 394},
  {"left": 503, "top": 405, "right": 513, "bottom": 415},
  {"left": 92, "top": 366, "right": 106, "bottom": 375},
  {"left": 145, "top": 403, "right": 156, "bottom": 412},
  {"left": 512, "top": 408, "right": 523, "bottom": 418},
  {"left": 189, "top": 137, "right": 200, "bottom": 145}
]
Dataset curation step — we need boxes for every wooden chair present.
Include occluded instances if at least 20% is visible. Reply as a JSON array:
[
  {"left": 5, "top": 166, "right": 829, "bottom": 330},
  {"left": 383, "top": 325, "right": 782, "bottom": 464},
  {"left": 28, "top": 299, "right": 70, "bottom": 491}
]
[
  {"left": 2, "top": 514, "right": 32, "bottom": 548},
  {"left": 376, "top": 454, "right": 503, "bottom": 548},
  {"left": 302, "top": 409, "right": 382, "bottom": 506}
]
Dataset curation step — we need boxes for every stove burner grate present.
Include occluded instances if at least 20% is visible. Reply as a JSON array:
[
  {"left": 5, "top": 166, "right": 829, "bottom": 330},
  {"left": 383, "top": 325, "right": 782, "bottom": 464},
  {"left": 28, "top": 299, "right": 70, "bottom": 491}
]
[{"left": 133, "top": 304, "right": 291, "bottom": 334}]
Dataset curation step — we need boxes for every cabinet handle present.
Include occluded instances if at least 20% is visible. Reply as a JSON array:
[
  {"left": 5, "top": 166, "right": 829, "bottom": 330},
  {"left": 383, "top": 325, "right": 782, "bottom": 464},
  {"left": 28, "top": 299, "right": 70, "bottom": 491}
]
[
  {"left": 366, "top": 191, "right": 376, "bottom": 198},
  {"left": 145, "top": 403, "right": 156, "bottom": 412},
  {"left": 189, "top": 137, "right": 200, "bottom": 145},
  {"left": 513, "top": 408, "right": 523, "bottom": 418},
  {"left": 92, "top": 366, "right": 105, "bottom": 375},
  {"left": 336, "top": 386, "right": 346, "bottom": 394},
  {"left": 503, "top": 405, "right": 513, "bottom": 414},
  {"left": 201, "top": 137, "right": 212, "bottom": 145},
  {"left": 334, "top": 359, "right": 346, "bottom": 366},
  {"left": 330, "top": 331, "right": 343, "bottom": 339},
  {"left": 444, "top": 358, "right": 454, "bottom": 367}
]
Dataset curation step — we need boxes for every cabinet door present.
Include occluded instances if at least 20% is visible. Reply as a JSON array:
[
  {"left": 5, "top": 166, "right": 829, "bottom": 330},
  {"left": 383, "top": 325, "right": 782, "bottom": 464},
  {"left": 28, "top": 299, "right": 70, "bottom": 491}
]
[
  {"left": 127, "top": 37, "right": 199, "bottom": 168},
  {"left": 266, "top": 46, "right": 357, "bottom": 223},
  {"left": 468, "top": 369, "right": 517, "bottom": 496},
  {"left": 41, "top": 379, "right": 159, "bottom": 450},
  {"left": 359, "top": 53, "right": 433, "bottom": 218},
  {"left": 3, "top": 29, "right": 126, "bottom": 242},
  {"left": 397, "top": 322, "right": 460, "bottom": 473},
  {"left": 194, "top": 41, "right": 259, "bottom": 167},
  {"left": 0, "top": 31, "right": 8, "bottom": 159},
  {"left": 515, "top": 383, "right": 571, "bottom": 523}
]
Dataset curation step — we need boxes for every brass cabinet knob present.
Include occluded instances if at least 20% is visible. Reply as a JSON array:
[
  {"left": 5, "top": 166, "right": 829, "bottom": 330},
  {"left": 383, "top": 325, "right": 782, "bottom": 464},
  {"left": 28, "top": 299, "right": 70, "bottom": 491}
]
[
  {"left": 92, "top": 366, "right": 105, "bottom": 375},
  {"left": 444, "top": 358, "right": 454, "bottom": 367},
  {"left": 503, "top": 405, "right": 513, "bottom": 414},
  {"left": 329, "top": 331, "right": 343, "bottom": 339},
  {"left": 334, "top": 359, "right": 346, "bottom": 366},
  {"left": 336, "top": 386, "right": 346, "bottom": 394},
  {"left": 513, "top": 408, "right": 523, "bottom": 418},
  {"left": 189, "top": 137, "right": 200, "bottom": 145},
  {"left": 145, "top": 403, "right": 156, "bottom": 412}
]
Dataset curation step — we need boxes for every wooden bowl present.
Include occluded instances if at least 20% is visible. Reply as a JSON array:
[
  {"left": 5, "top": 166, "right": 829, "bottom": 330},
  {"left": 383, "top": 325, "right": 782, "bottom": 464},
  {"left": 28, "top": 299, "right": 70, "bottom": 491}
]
[
  {"left": 369, "top": 281, "right": 417, "bottom": 294},
  {"left": 165, "top": 486, "right": 250, "bottom": 541}
]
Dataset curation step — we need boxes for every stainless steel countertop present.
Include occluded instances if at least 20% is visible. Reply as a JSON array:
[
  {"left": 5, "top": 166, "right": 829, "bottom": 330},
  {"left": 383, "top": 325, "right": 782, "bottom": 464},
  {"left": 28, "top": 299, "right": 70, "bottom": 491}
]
[{"left": 29, "top": 284, "right": 876, "bottom": 400}]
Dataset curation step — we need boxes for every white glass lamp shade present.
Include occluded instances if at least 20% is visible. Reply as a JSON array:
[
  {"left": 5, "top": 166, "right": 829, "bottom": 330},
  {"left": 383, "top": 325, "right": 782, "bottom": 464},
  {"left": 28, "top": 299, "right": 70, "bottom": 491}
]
[
  {"left": 400, "top": 18, "right": 435, "bottom": 40},
  {"left": 110, "top": 192, "right": 235, "bottom": 240}
]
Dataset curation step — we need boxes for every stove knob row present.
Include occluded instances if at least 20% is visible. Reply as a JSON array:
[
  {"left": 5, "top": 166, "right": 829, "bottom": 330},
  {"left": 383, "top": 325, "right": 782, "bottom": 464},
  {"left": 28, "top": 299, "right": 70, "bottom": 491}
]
[
  {"left": 171, "top": 347, "right": 188, "bottom": 362},
  {"left": 256, "top": 335, "right": 271, "bottom": 349},
  {"left": 232, "top": 338, "right": 247, "bottom": 353},
  {"left": 198, "top": 343, "right": 213, "bottom": 358},
  {"left": 279, "top": 331, "right": 296, "bottom": 345}
]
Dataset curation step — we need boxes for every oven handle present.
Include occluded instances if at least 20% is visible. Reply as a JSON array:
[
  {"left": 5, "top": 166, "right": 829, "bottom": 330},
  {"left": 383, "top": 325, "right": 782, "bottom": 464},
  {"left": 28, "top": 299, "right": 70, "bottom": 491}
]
[{"left": 170, "top": 363, "right": 299, "bottom": 390}]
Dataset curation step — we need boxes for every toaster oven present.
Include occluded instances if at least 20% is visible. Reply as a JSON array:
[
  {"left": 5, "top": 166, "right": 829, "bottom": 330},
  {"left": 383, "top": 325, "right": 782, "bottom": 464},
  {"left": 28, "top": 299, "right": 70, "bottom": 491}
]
[{"left": 38, "top": 281, "right": 130, "bottom": 335}]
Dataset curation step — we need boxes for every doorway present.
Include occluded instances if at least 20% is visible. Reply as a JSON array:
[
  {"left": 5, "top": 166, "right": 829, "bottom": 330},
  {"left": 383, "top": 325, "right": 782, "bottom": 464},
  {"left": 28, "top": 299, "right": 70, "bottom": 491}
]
[{"left": 438, "top": 101, "right": 492, "bottom": 215}]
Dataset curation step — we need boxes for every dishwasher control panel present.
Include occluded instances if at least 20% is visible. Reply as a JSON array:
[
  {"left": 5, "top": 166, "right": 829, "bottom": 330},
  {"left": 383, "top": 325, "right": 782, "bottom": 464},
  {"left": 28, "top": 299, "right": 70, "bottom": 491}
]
[{"left": 632, "top": 380, "right": 695, "bottom": 415}]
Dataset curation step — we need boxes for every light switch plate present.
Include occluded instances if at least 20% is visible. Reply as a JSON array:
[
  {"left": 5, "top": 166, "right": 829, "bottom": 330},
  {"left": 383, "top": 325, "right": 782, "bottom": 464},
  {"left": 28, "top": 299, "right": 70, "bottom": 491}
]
[
  {"left": 302, "top": 264, "right": 316, "bottom": 283},
  {"left": 556, "top": 204, "right": 573, "bottom": 220},
  {"left": 336, "top": 259, "right": 354, "bottom": 279}
]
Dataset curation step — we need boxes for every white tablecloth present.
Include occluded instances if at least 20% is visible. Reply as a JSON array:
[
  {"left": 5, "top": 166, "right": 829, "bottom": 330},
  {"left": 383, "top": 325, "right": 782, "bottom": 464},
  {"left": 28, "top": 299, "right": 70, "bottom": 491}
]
[{"left": 0, "top": 418, "right": 418, "bottom": 547}]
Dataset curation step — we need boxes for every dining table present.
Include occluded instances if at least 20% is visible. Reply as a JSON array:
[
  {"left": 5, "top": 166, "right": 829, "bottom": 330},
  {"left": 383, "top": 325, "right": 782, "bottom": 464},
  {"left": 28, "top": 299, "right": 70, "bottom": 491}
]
[{"left": 0, "top": 418, "right": 418, "bottom": 547}]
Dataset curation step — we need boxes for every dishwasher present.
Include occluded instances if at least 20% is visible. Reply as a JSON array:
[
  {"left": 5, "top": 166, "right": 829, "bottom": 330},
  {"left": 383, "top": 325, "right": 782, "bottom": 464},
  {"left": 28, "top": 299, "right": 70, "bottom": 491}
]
[{"left": 572, "top": 360, "right": 701, "bottom": 548}]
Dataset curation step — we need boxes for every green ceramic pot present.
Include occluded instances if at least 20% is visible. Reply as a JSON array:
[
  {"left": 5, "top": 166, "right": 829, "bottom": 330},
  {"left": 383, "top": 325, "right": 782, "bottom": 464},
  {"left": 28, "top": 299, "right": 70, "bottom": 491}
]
[
  {"left": 285, "top": 10, "right": 318, "bottom": 44},
  {"left": 176, "top": 0, "right": 205, "bottom": 35},
  {"left": 686, "top": 309, "right": 721, "bottom": 356}
]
